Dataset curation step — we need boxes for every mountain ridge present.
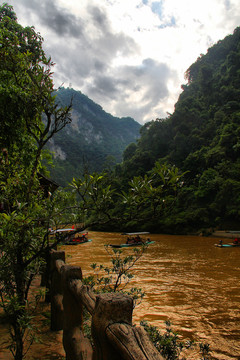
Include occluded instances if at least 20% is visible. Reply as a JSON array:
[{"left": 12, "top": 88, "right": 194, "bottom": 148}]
[{"left": 46, "top": 87, "right": 141, "bottom": 185}]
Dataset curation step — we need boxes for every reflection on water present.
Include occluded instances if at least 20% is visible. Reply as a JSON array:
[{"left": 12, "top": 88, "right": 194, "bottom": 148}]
[{"left": 63, "top": 232, "right": 240, "bottom": 360}]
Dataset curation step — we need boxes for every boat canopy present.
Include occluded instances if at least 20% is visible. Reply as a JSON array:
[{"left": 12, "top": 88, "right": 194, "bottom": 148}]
[
  {"left": 121, "top": 232, "right": 150, "bottom": 235},
  {"left": 50, "top": 228, "right": 75, "bottom": 233}
]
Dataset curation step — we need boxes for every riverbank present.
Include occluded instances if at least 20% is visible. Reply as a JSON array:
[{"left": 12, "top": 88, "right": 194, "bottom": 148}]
[
  {"left": 211, "top": 230, "right": 240, "bottom": 239},
  {"left": 0, "top": 277, "right": 65, "bottom": 360}
]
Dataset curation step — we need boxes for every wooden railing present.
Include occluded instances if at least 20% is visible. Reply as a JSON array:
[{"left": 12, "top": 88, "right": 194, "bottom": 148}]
[{"left": 49, "top": 249, "right": 165, "bottom": 360}]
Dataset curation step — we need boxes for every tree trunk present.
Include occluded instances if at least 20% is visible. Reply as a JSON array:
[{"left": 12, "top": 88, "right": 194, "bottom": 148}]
[
  {"left": 13, "top": 250, "right": 26, "bottom": 360},
  {"left": 14, "top": 324, "right": 24, "bottom": 360}
]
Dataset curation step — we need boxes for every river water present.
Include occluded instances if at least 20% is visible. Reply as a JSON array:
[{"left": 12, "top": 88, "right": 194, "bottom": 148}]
[
  {"left": 62, "top": 231, "right": 240, "bottom": 360},
  {"left": 0, "top": 232, "right": 239, "bottom": 360}
]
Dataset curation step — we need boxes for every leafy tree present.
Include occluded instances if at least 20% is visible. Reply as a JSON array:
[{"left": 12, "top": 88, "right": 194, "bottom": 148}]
[
  {"left": 84, "top": 246, "right": 146, "bottom": 307},
  {"left": 0, "top": 4, "right": 72, "bottom": 359},
  {"left": 141, "top": 320, "right": 212, "bottom": 360},
  {"left": 70, "top": 161, "right": 184, "bottom": 232}
]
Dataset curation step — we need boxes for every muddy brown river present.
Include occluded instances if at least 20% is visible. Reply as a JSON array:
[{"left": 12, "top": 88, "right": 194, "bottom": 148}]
[
  {"left": 0, "top": 232, "right": 239, "bottom": 359},
  {"left": 64, "top": 232, "right": 240, "bottom": 360}
]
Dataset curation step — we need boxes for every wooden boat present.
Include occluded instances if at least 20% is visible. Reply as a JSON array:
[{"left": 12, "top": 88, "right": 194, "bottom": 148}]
[
  {"left": 50, "top": 228, "right": 92, "bottom": 245},
  {"left": 49, "top": 227, "right": 75, "bottom": 242},
  {"left": 215, "top": 242, "right": 240, "bottom": 248},
  {"left": 110, "top": 240, "right": 154, "bottom": 248},
  {"left": 109, "top": 232, "right": 154, "bottom": 248},
  {"left": 215, "top": 233, "right": 240, "bottom": 247},
  {"left": 64, "top": 232, "right": 92, "bottom": 245},
  {"left": 65, "top": 238, "right": 92, "bottom": 245}
]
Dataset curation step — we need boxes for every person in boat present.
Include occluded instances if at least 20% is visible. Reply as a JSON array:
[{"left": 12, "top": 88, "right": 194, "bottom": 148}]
[
  {"left": 135, "top": 235, "right": 141, "bottom": 243},
  {"left": 76, "top": 233, "right": 87, "bottom": 243},
  {"left": 126, "top": 236, "right": 135, "bottom": 244},
  {"left": 233, "top": 238, "right": 240, "bottom": 244},
  {"left": 219, "top": 239, "right": 223, "bottom": 246},
  {"left": 81, "top": 233, "right": 87, "bottom": 242}
]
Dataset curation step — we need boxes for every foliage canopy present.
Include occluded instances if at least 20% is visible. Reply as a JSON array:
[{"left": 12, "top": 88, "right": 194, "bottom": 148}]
[{"left": 116, "top": 27, "right": 240, "bottom": 233}]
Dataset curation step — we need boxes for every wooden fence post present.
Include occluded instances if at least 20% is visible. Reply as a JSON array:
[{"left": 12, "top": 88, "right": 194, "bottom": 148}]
[
  {"left": 62, "top": 265, "right": 93, "bottom": 360},
  {"left": 92, "top": 293, "right": 133, "bottom": 360},
  {"left": 49, "top": 250, "right": 165, "bottom": 360},
  {"left": 106, "top": 324, "right": 165, "bottom": 360},
  {"left": 50, "top": 250, "right": 65, "bottom": 330}
]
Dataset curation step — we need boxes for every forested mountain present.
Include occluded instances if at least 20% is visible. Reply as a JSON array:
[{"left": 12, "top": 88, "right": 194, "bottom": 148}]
[
  {"left": 46, "top": 87, "right": 141, "bottom": 185},
  {"left": 45, "top": 28, "right": 240, "bottom": 233},
  {"left": 117, "top": 27, "right": 240, "bottom": 233}
]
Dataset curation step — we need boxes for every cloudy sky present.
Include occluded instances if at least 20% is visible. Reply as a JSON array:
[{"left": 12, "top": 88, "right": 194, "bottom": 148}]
[{"left": 6, "top": 0, "right": 240, "bottom": 124}]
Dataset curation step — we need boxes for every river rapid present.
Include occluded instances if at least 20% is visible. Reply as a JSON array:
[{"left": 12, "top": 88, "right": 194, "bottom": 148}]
[{"left": 63, "top": 231, "right": 240, "bottom": 360}]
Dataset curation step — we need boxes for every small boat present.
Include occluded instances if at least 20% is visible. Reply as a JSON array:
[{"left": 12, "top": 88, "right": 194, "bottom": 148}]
[
  {"left": 65, "top": 238, "right": 92, "bottom": 245},
  {"left": 49, "top": 227, "right": 75, "bottom": 242},
  {"left": 110, "top": 240, "right": 154, "bottom": 248},
  {"left": 215, "top": 242, "right": 240, "bottom": 248},
  {"left": 50, "top": 228, "right": 92, "bottom": 245},
  {"left": 109, "top": 232, "right": 154, "bottom": 248},
  {"left": 64, "top": 232, "right": 92, "bottom": 245},
  {"left": 215, "top": 234, "right": 240, "bottom": 247}
]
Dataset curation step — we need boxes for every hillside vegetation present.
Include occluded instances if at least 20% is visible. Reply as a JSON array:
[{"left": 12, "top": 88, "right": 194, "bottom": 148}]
[
  {"left": 41, "top": 27, "right": 240, "bottom": 233},
  {"left": 46, "top": 87, "right": 141, "bottom": 185},
  {"left": 115, "top": 27, "right": 240, "bottom": 233}
]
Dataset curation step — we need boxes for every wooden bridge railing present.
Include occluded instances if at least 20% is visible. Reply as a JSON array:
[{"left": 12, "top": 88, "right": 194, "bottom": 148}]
[{"left": 50, "top": 249, "right": 165, "bottom": 360}]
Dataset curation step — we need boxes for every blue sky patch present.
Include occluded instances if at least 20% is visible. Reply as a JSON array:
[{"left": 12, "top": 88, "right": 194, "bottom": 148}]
[
  {"left": 158, "top": 16, "right": 176, "bottom": 29},
  {"left": 151, "top": 1, "right": 164, "bottom": 18}
]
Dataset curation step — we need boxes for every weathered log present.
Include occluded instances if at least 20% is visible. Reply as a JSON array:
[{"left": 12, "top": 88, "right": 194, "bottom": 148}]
[
  {"left": 92, "top": 293, "right": 133, "bottom": 360},
  {"left": 69, "top": 279, "right": 97, "bottom": 315},
  {"left": 62, "top": 265, "right": 93, "bottom": 360},
  {"left": 106, "top": 323, "right": 165, "bottom": 360},
  {"left": 50, "top": 250, "right": 65, "bottom": 330}
]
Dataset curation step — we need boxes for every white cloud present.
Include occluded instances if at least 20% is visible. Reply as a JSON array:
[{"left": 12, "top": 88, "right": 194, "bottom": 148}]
[{"left": 6, "top": 0, "right": 240, "bottom": 123}]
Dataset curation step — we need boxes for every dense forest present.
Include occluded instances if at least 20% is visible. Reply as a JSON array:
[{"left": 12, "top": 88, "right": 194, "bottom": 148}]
[{"left": 114, "top": 27, "right": 240, "bottom": 233}]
